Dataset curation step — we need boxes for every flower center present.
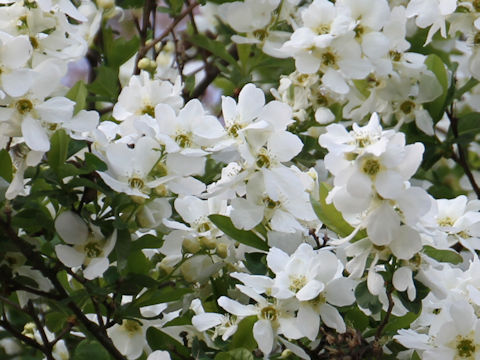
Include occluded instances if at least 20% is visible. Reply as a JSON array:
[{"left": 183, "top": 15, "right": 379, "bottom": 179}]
[
  {"left": 456, "top": 337, "right": 476, "bottom": 358},
  {"left": 400, "top": 100, "right": 415, "bottom": 115},
  {"left": 438, "top": 217, "right": 455, "bottom": 227},
  {"left": 289, "top": 275, "right": 307, "bottom": 292},
  {"left": 362, "top": 158, "right": 381, "bottom": 176},
  {"left": 16, "top": 99, "right": 33, "bottom": 114},
  {"left": 175, "top": 133, "right": 191, "bottom": 148},
  {"left": 128, "top": 177, "right": 144, "bottom": 189},
  {"left": 142, "top": 105, "right": 155, "bottom": 117},
  {"left": 123, "top": 320, "right": 142, "bottom": 335},
  {"left": 260, "top": 306, "right": 277, "bottom": 321},
  {"left": 84, "top": 241, "right": 102, "bottom": 258}
]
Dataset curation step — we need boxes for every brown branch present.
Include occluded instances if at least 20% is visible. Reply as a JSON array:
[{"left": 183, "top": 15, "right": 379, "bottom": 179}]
[
  {"left": 447, "top": 108, "right": 480, "bottom": 198},
  {"left": 134, "top": 1, "right": 200, "bottom": 75},
  {"left": 0, "top": 218, "right": 127, "bottom": 360}
]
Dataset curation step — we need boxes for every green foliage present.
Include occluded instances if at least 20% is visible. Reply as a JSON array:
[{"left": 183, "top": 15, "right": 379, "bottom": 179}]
[
  {"left": 73, "top": 340, "right": 111, "bottom": 360},
  {"left": 66, "top": 81, "right": 88, "bottom": 114},
  {"left": 209, "top": 214, "right": 269, "bottom": 251},
  {"left": 422, "top": 245, "right": 463, "bottom": 264},
  {"left": 0, "top": 149, "right": 12, "bottom": 183},
  {"left": 424, "top": 54, "right": 449, "bottom": 122},
  {"left": 355, "top": 281, "right": 382, "bottom": 314}
]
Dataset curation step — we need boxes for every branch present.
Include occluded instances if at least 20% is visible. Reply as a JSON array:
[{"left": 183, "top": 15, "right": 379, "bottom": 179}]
[
  {"left": 134, "top": 1, "right": 200, "bottom": 75},
  {"left": 0, "top": 218, "right": 127, "bottom": 360},
  {"left": 447, "top": 108, "right": 480, "bottom": 198}
]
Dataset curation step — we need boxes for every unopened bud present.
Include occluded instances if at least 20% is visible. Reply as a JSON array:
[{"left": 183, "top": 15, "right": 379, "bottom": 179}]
[
  {"left": 216, "top": 243, "right": 228, "bottom": 258},
  {"left": 182, "top": 238, "right": 201, "bottom": 254},
  {"left": 281, "top": 350, "right": 292, "bottom": 358},
  {"left": 97, "top": 0, "right": 115, "bottom": 9},
  {"left": 200, "top": 236, "right": 216, "bottom": 249}
]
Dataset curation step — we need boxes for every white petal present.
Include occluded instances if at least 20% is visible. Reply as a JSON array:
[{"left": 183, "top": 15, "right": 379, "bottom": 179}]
[
  {"left": 267, "top": 131, "right": 303, "bottom": 162},
  {"left": 2, "top": 69, "right": 33, "bottom": 97},
  {"left": 367, "top": 203, "right": 400, "bottom": 246},
  {"left": 192, "top": 313, "right": 224, "bottom": 331},
  {"left": 22, "top": 117, "right": 50, "bottom": 152},
  {"left": 253, "top": 319, "right": 274, "bottom": 355},
  {"left": 375, "top": 170, "right": 404, "bottom": 199},
  {"left": 319, "top": 303, "right": 346, "bottom": 333},
  {"left": 83, "top": 257, "right": 109, "bottom": 280},
  {"left": 230, "top": 197, "right": 264, "bottom": 230},
  {"left": 322, "top": 69, "right": 349, "bottom": 94},
  {"left": 55, "top": 244, "right": 85, "bottom": 267},
  {"left": 392, "top": 267, "right": 412, "bottom": 292},
  {"left": 297, "top": 280, "right": 325, "bottom": 301},
  {"left": 389, "top": 226, "right": 422, "bottom": 260},
  {"left": 55, "top": 211, "right": 88, "bottom": 245},
  {"left": 218, "top": 296, "right": 256, "bottom": 317},
  {"left": 266, "top": 247, "right": 290, "bottom": 274},
  {"left": 36, "top": 97, "right": 75, "bottom": 124},
  {"left": 325, "top": 278, "right": 356, "bottom": 306}
]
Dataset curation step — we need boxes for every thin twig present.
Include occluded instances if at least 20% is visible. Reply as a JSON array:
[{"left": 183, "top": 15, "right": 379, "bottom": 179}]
[
  {"left": 134, "top": 1, "right": 199, "bottom": 75},
  {"left": 447, "top": 107, "right": 480, "bottom": 198}
]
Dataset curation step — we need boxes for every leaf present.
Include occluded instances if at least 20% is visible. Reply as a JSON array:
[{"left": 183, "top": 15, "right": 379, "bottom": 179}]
[
  {"left": 48, "top": 129, "right": 70, "bottom": 172},
  {"left": 135, "top": 287, "right": 192, "bottom": 308},
  {"left": 344, "top": 307, "right": 369, "bottom": 332},
  {"left": 424, "top": 54, "right": 448, "bottom": 122},
  {"left": 73, "top": 340, "right": 110, "bottom": 360},
  {"left": 147, "top": 327, "right": 190, "bottom": 357},
  {"left": 209, "top": 214, "right": 269, "bottom": 251},
  {"left": 229, "top": 316, "right": 257, "bottom": 351},
  {"left": 84, "top": 152, "right": 108, "bottom": 172},
  {"left": 126, "top": 250, "right": 152, "bottom": 275},
  {"left": 311, "top": 183, "right": 366, "bottom": 240},
  {"left": 422, "top": 245, "right": 463, "bottom": 264},
  {"left": 131, "top": 234, "right": 164, "bottom": 252},
  {"left": 66, "top": 81, "right": 88, "bottom": 115},
  {"left": 87, "top": 66, "right": 119, "bottom": 100},
  {"left": 382, "top": 311, "right": 420, "bottom": 336},
  {"left": 45, "top": 312, "right": 67, "bottom": 333},
  {"left": 244, "top": 252, "right": 267, "bottom": 275},
  {"left": 0, "top": 149, "right": 12, "bottom": 183},
  {"left": 103, "top": 28, "right": 140, "bottom": 68},
  {"left": 354, "top": 281, "right": 382, "bottom": 314},
  {"left": 115, "top": 229, "right": 132, "bottom": 272},
  {"left": 189, "top": 34, "right": 237, "bottom": 67},
  {"left": 116, "top": 0, "right": 144, "bottom": 8}
]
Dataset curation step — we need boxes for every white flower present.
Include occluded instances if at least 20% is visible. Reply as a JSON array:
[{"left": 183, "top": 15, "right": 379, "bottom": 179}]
[{"left": 54, "top": 211, "right": 116, "bottom": 280}]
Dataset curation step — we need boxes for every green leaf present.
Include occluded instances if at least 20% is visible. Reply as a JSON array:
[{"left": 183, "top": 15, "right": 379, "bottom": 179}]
[
  {"left": 73, "top": 340, "right": 110, "bottom": 360},
  {"left": 126, "top": 250, "right": 152, "bottom": 275},
  {"left": 103, "top": 28, "right": 140, "bottom": 68},
  {"left": 116, "top": 229, "right": 132, "bottom": 272},
  {"left": 66, "top": 81, "right": 88, "bottom": 114},
  {"left": 84, "top": 152, "right": 108, "bottom": 172},
  {"left": 116, "top": 0, "right": 144, "bottom": 8},
  {"left": 87, "top": 66, "right": 119, "bottom": 100},
  {"left": 190, "top": 34, "right": 237, "bottom": 67},
  {"left": 135, "top": 287, "right": 192, "bottom": 308},
  {"left": 424, "top": 54, "right": 448, "bottom": 122},
  {"left": 224, "top": 348, "right": 254, "bottom": 360},
  {"left": 229, "top": 316, "right": 257, "bottom": 351},
  {"left": 311, "top": 183, "right": 366, "bottom": 240},
  {"left": 209, "top": 214, "right": 269, "bottom": 251},
  {"left": 48, "top": 129, "right": 70, "bottom": 172},
  {"left": 382, "top": 311, "right": 420, "bottom": 336},
  {"left": 355, "top": 281, "right": 382, "bottom": 314},
  {"left": 244, "top": 252, "right": 267, "bottom": 275},
  {"left": 0, "top": 149, "right": 12, "bottom": 183},
  {"left": 147, "top": 327, "right": 190, "bottom": 356},
  {"left": 422, "top": 245, "right": 463, "bottom": 264},
  {"left": 131, "top": 234, "right": 164, "bottom": 252},
  {"left": 45, "top": 312, "right": 67, "bottom": 333},
  {"left": 344, "top": 307, "right": 369, "bottom": 332}
]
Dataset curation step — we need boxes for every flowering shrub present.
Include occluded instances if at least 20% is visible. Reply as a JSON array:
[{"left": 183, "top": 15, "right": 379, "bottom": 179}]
[{"left": 2, "top": 0, "right": 480, "bottom": 359}]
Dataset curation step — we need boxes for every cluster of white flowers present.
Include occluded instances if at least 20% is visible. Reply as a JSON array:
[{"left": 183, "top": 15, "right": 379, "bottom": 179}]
[{"left": 0, "top": 0, "right": 101, "bottom": 199}]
